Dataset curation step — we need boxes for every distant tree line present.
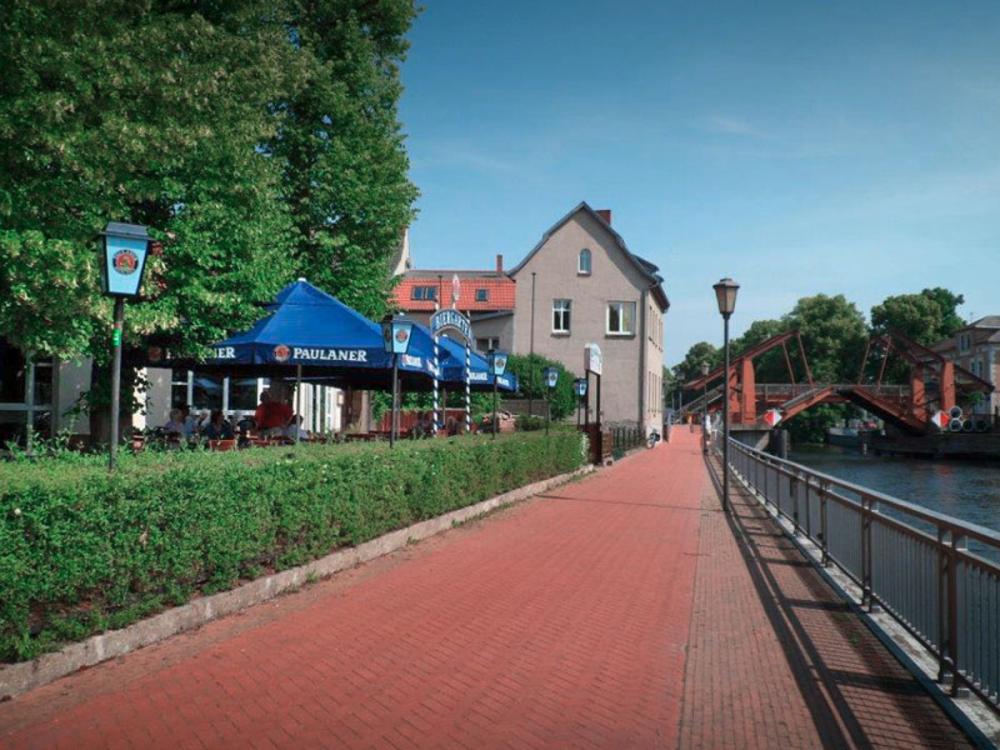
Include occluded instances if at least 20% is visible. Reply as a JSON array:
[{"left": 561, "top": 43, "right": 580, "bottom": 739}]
[{"left": 666, "top": 288, "right": 966, "bottom": 442}]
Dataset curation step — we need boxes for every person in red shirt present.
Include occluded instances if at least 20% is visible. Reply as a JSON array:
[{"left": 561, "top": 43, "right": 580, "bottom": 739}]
[{"left": 254, "top": 390, "right": 293, "bottom": 434}]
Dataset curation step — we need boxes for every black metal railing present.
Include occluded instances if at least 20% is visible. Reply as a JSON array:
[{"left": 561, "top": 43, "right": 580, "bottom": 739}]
[
  {"left": 724, "top": 438, "right": 1000, "bottom": 712},
  {"left": 609, "top": 426, "right": 645, "bottom": 458}
]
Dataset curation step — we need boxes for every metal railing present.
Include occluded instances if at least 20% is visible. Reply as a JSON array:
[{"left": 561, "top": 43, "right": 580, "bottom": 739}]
[
  {"left": 725, "top": 438, "right": 1000, "bottom": 711},
  {"left": 609, "top": 426, "right": 644, "bottom": 457}
]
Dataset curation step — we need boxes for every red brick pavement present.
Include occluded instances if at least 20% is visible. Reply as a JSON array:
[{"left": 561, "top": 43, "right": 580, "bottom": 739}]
[
  {"left": 677, "top": 453, "right": 972, "bottom": 749},
  {"left": 0, "top": 432, "right": 973, "bottom": 749}
]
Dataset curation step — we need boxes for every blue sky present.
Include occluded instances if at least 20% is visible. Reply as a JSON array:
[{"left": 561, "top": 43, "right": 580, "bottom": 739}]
[{"left": 399, "top": 1, "right": 1000, "bottom": 366}]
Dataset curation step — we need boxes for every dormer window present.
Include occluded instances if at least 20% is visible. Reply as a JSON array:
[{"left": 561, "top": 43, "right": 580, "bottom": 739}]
[
  {"left": 475, "top": 288, "right": 489, "bottom": 302},
  {"left": 411, "top": 285, "right": 437, "bottom": 301},
  {"left": 578, "top": 248, "right": 592, "bottom": 275}
]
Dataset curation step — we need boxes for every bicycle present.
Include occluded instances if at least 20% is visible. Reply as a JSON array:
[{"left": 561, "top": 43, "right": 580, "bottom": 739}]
[{"left": 647, "top": 429, "right": 661, "bottom": 448}]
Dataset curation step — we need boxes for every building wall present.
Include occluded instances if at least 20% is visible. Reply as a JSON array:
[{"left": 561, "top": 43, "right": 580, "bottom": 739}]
[{"left": 512, "top": 210, "right": 663, "bottom": 430}]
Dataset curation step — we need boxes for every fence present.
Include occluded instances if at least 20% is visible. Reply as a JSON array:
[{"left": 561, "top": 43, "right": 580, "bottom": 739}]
[
  {"left": 724, "top": 438, "right": 1000, "bottom": 711},
  {"left": 609, "top": 425, "right": 644, "bottom": 457}
]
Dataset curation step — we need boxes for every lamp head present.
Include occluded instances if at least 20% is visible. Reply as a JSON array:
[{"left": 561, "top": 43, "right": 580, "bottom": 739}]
[
  {"left": 713, "top": 277, "right": 739, "bottom": 318},
  {"left": 100, "top": 222, "right": 151, "bottom": 297}
]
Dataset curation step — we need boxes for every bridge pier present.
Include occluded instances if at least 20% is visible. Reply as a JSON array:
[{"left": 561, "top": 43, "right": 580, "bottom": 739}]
[{"left": 732, "top": 426, "right": 789, "bottom": 458}]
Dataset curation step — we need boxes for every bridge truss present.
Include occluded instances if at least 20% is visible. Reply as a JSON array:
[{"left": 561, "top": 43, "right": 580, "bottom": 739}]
[{"left": 682, "top": 330, "right": 993, "bottom": 435}]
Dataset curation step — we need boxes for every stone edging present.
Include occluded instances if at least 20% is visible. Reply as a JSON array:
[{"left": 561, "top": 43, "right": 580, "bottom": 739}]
[{"left": 0, "top": 464, "right": 595, "bottom": 699}]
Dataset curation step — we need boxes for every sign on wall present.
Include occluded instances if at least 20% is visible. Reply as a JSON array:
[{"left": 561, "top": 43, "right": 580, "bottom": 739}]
[{"left": 584, "top": 343, "right": 603, "bottom": 375}]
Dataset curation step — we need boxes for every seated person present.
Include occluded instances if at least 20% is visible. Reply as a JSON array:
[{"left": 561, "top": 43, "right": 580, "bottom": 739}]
[
  {"left": 285, "top": 415, "right": 310, "bottom": 441},
  {"left": 163, "top": 408, "right": 187, "bottom": 436},
  {"left": 202, "top": 409, "right": 234, "bottom": 440},
  {"left": 254, "top": 390, "right": 293, "bottom": 436}
]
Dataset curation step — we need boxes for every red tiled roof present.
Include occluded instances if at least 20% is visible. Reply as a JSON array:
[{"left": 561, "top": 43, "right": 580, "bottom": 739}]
[{"left": 393, "top": 273, "right": 516, "bottom": 312}]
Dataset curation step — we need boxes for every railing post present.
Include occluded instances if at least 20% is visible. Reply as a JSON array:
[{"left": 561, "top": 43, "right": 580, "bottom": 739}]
[
  {"left": 790, "top": 475, "right": 800, "bottom": 535},
  {"left": 803, "top": 477, "right": 812, "bottom": 538},
  {"left": 861, "top": 496, "right": 872, "bottom": 610},
  {"left": 820, "top": 479, "right": 830, "bottom": 567},
  {"left": 937, "top": 528, "right": 951, "bottom": 685},
  {"left": 948, "top": 531, "right": 965, "bottom": 696}
]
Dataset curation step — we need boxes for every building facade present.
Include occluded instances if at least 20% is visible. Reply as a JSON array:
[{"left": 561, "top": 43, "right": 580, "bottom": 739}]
[
  {"left": 932, "top": 316, "right": 1000, "bottom": 414},
  {"left": 390, "top": 256, "right": 517, "bottom": 353},
  {"left": 508, "top": 202, "right": 668, "bottom": 433}
]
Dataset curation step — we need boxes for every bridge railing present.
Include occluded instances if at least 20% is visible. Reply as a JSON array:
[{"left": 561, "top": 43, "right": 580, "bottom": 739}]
[{"left": 725, "top": 438, "right": 1000, "bottom": 711}]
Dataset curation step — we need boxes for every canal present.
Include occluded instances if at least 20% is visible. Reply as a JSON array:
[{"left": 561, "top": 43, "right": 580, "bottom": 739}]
[{"left": 789, "top": 444, "right": 1000, "bottom": 538}]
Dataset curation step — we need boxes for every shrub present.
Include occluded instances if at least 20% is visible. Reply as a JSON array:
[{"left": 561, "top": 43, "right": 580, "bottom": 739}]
[
  {"left": 505, "top": 353, "right": 577, "bottom": 420},
  {"left": 0, "top": 431, "right": 583, "bottom": 662}
]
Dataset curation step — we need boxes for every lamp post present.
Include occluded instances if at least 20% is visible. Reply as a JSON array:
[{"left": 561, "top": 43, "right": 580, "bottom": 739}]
[
  {"left": 574, "top": 378, "right": 588, "bottom": 428},
  {"left": 713, "top": 278, "right": 739, "bottom": 513},
  {"left": 381, "top": 314, "right": 414, "bottom": 448},
  {"left": 99, "top": 222, "right": 152, "bottom": 470},
  {"left": 488, "top": 349, "right": 508, "bottom": 438},
  {"left": 543, "top": 366, "right": 559, "bottom": 434}
]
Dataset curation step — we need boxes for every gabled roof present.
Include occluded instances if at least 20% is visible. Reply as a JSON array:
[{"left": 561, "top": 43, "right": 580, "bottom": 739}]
[
  {"left": 508, "top": 201, "right": 669, "bottom": 310},
  {"left": 961, "top": 315, "right": 1000, "bottom": 330}
]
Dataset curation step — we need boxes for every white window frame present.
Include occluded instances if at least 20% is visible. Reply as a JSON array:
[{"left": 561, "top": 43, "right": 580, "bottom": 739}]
[
  {"left": 606, "top": 301, "right": 636, "bottom": 336},
  {"left": 578, "top": 248, "right": 592, "bottom": 275},
  {"left": 552, "top": 299, "right": 571, "bottom": 334}
]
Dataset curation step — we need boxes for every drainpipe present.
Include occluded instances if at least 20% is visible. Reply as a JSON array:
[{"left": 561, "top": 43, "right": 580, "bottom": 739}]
[{"left": 638, "top": 290, "right": 647, "bottom": 430}]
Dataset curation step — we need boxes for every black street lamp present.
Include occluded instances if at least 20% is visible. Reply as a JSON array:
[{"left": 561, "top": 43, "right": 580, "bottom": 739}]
[
  {"left": 713, "top": 277, "right": 739, "bottom": 512},
  {"left": 488, "top": 349, "right": 508, "bottom": 438},
  {"left": 381, "top": 314, "right": 414, "bottom": 448},
  {"left": 543, "top": 366, "right": 559, "bottom": 434},
  {"left": 99, "top": 222, "right": 152, "bottom": 470},
  {"left": 574, "top": 377, "right": 588, "bottom": 428}
]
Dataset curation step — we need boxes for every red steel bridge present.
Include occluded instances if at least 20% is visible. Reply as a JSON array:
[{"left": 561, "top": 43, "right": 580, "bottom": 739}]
[{"left": 681, "top": 330, "right": 993, "bottom": 435}]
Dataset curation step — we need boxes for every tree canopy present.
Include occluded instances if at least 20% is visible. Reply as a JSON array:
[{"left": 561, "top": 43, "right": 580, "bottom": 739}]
[
  {"left": 0, "top": 0, "right": 418, "bottom": 359},
  {"left": 870, "top": 287, "right": 966, "bottom": 346}
]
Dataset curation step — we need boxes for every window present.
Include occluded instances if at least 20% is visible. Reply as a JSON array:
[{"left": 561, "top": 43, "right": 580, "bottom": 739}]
[
  {"left": 552, "top": 300, "right": 571, "bottom": 333},
  {"left": 475, "top": 288, "right": 489, "bottom": 302},
  {"left": 606, "top": 301, "right": 636, "bottom": 335},
  {"left": 171, "top": 370, "right": 190, "bottom": 409},
  {"left": 959, "top": 333, "right": 971, "bottom": 352},
  {"left": 411, "top": 285, "right": 438, "bottom": 301},
  {"left": 476, "top": 337, "right": 500, "bottom": 352},
  {"left": 578, "top": 248, "right": 592, "bottom": 275},
  {"left": 192, "top": 374, "right": 223, "bottom": 411},
  {"left": 229, "top": 377, "right": 259, "bottom": 411}
]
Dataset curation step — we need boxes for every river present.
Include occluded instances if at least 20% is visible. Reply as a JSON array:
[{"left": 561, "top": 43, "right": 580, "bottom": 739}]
[{"left": 789, "top": 444, "right": 1000, "bottom": 540}]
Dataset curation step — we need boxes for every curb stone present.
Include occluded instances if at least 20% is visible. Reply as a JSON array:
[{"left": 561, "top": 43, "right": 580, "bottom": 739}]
[{"left": 0, "top": 464, "right": 594, "bottom": 699}]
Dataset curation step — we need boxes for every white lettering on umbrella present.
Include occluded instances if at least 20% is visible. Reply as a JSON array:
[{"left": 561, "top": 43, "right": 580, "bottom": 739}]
[{"left": 292, "top": 348, "right": 368, "bottom": 362}]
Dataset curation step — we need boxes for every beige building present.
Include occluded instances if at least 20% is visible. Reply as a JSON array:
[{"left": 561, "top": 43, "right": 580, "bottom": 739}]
[
  {"left": 509, "top": 202, "right": 668, "bottom": 433},
  {"left": 932, "top": 316, "right": 1000, "bottom": 414}
]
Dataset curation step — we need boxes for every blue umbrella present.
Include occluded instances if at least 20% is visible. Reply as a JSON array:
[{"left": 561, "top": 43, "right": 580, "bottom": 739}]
[
  {"left": 202, "top": 279, "right": 435, "bottom": 379},
  {"left": 434, "top": 333, "right": 519, "bottom": 392}
]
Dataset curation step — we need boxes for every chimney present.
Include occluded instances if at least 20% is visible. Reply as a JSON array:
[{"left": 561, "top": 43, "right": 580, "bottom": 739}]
[
  {"left": 596, "top": 209, "right": 612, "bottom": 225},
  {"left": 496, "top": 253, "right": 504, "bottom": 274}
]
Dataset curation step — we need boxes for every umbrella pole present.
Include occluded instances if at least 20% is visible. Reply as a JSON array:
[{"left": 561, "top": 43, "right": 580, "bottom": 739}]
[{"left": 295, "top": 364, "right": 302, "bottom": 444}]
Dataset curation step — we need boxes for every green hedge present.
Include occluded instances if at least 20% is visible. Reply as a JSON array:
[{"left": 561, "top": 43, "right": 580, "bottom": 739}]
[{"left": 0, "top": 431, "right": 585, "bottom": 662}]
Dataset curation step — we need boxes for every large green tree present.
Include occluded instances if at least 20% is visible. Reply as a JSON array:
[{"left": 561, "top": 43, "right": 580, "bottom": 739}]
[
  {"left": 870, "top": 287, "right": 965, "bottom": 346},
  {"left": 275, "top": 0, "right": 419, "bottom": 319},
  {"left": 784, "top": 294, "right": 868, "bottom": 383},
  {"left": 0, "top": 1, "right": 305, "bottom": 360},
  {"left": 1, "top": 1, "right": 419, "bottom": 436},
  {"left": 672, "top": 341, "right": 719, "bottom": 384}
]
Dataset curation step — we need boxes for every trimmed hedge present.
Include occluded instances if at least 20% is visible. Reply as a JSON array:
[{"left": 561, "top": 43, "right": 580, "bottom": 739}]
[{"left": 0, "top": 431, "right": 585, "bottom": 662}]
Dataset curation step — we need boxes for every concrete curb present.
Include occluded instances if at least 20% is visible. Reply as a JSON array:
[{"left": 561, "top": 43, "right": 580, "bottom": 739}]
[{"left": 0, "top": 464, "right": 594, "bottom": 699}]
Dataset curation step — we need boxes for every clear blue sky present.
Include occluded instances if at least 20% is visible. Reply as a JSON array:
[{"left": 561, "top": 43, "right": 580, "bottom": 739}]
[{"left": 399, "top": 1, "right": 1000, "bottom": 367}]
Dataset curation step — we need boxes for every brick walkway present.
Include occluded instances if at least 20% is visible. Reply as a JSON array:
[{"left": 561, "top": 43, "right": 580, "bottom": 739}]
[{"left": 0, "top": 432, "right": 973, "bottom": 748}]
